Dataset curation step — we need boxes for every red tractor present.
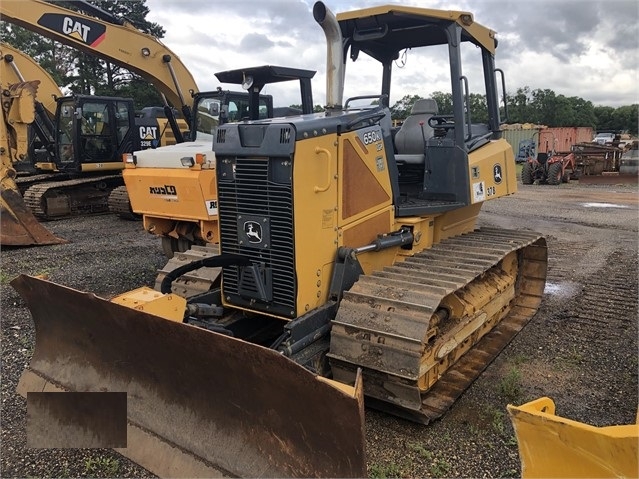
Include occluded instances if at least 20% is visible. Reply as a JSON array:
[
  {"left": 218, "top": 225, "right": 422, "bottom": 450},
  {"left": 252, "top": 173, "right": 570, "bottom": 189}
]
[{"left": 521, "top": 150, "right": 576, "bottom": 185}]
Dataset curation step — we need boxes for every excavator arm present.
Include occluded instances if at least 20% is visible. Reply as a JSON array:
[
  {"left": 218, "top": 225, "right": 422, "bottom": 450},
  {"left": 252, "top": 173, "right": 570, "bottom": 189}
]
[
  {"left": 0, "top": 0, "right": 198, "bottom": 122},
  {"left": 1, "top": 42, "right": 61, "bottom": 165},
  {"left": 0, "top": 79, "right": 66, "bottom": 245},
  {"left": 1, "top": 42, "right": 60, "bottom": 119}
]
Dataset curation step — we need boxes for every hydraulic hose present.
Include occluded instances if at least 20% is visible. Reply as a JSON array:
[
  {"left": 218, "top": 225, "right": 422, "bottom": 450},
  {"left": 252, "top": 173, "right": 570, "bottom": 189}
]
[{"left": 160, "top": 253, "right": 251, "bottom": 294}]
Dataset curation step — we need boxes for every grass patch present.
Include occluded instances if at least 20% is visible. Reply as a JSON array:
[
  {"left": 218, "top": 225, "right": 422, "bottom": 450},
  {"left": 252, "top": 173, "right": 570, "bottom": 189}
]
[
  {"left": 369, "top": 461, "right": 404, "bottom": 478},
  {"left": 0, "top": 269, "right": 13, "bottom": 285},
  {"left": 491, "top": 409, "right": 507, "bottom": 436},
  {"left": 84, "top": 456, "right": 120, "bottom": 477},
  {"left": 406, "top": 441, "right": 433, "bottom": 460},
  {"left": 430, "top": 458, "right": 451, "bottom": 477},
  {"left": 499, "top": 366, "right": 522, "bottom": 402},
  {"left": 511, "top": 353, "right": 530, "bottom": 366},
  {"left": 561, "top": 345, "right": 584, "bottom": 367}
]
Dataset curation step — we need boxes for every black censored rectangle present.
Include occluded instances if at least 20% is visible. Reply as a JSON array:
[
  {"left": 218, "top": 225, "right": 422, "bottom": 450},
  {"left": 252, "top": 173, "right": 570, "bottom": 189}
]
[{"left": 27, "top": 392, "right": 127, "bottom": 448}]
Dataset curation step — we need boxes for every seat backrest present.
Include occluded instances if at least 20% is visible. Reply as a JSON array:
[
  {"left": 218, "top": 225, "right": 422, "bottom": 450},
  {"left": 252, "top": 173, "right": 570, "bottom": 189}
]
[{"left": 395, "top": 99, "right": 438, "bottom": 155}]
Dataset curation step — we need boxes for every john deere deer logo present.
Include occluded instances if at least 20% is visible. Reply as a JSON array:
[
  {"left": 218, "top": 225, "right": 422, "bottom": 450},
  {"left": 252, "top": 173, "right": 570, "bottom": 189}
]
[
  {"left": 493, "top": 164, "right": 503, "bottom": 184},
  {"left": 243, "top": 221, "right": 262, "bottom": 244}
]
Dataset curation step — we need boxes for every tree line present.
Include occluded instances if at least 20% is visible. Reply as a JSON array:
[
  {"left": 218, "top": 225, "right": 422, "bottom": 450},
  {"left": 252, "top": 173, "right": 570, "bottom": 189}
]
[
  {"left": 390, "top": 89, "right": 638, "bottom": 135},
  {"left": 2, "top": 0, "right": 636, "bottom": 135}
]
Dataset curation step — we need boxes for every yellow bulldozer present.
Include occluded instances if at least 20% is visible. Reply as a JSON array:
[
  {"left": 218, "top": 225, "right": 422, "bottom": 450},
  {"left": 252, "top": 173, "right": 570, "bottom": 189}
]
[{"left": 12, "top": 3, "right": 548, "bottom": 477}]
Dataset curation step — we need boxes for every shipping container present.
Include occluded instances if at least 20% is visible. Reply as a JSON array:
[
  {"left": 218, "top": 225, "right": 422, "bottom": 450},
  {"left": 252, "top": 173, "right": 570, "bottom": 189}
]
[
  {"left": 501, "top": 126, "right": 543, "bottom": 160},
  {"left": 538, "top": 127, "right": 594, "bottom": 153}
]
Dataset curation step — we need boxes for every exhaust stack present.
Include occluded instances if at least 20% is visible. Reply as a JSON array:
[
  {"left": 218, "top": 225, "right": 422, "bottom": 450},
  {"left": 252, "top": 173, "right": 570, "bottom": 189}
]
[{"left": 313, "top": 1, "right": 344, "bottom": 110}]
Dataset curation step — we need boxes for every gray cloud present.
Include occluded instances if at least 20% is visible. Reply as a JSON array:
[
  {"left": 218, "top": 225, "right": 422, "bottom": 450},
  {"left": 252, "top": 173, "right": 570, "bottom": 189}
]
[
  {"left": 239, "top": 33, "right": 275, "bottom": 51},
  {"left": 147, "top": 0, "right": 639, "bottom": 106}
]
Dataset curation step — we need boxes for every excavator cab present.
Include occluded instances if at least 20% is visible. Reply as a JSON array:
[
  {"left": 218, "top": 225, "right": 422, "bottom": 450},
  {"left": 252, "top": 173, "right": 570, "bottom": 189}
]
[{"left": 51, "top": 95, "right": 136, "bottom": 174}]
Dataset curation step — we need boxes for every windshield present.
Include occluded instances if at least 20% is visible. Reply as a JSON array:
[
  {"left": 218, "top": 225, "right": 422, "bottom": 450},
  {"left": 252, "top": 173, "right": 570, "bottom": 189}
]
[
  {"left": 57, "top": 100, "right": 75, "bottom": 164},
  {"left": 193, "top": 95, "right": 270, "bottom": 141},
  {"left": 194, "top": 97, "right": 221, "bottom": 142}
]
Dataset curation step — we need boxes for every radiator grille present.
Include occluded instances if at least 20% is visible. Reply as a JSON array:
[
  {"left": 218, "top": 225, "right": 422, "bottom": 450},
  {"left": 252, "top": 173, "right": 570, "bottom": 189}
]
[{"left": 218, "top": 157, "right": 296, "bottom": 317}]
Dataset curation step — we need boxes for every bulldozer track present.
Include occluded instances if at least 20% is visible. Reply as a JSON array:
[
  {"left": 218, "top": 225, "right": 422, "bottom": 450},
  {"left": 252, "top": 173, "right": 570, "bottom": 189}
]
[
  {"left": 329, "top": 227, "right": 547, "bottom": 423},
  {"left": 154, "top": 244, "right": 221, "bottom": 297},
  {"left": 107, "top": 185, "right": 140, "bottom": 220},
  {"left": 23, "top": 175, "right": 123, "bottom": 220}
]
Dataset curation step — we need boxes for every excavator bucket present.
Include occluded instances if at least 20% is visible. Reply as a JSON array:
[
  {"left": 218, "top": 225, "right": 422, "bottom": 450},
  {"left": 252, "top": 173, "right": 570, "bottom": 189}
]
[
  {"left": 12, "top": 275, "right": 367, "bottom": 478},
  {"left": 507, "top": 397, "right": 639, "bottom": 478},
  {"left": 1, "top": 186, "right": 67, "bottom": 246}
]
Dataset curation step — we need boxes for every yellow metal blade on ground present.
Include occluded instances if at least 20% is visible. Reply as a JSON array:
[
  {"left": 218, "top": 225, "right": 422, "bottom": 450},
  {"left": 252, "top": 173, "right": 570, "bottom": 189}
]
[
  {"left": 1, "top": 188, "right": 67, "bottom": 246},
  {"left": 508, "top": 397, "right": 639, "bottom": 478},
  {"left": 12, "top": 274, "right": 367, "bottom": 478}
]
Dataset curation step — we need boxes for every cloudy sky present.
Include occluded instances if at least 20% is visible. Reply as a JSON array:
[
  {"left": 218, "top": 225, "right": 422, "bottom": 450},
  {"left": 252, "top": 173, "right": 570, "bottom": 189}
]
[{"left": 145, "top": 0, "right": 638, "bottom": 109}]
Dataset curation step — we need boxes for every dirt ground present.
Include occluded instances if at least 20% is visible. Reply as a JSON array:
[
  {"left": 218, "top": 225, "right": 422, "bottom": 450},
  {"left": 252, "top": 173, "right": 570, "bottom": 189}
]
[{"left": 1, "top": 181, "right": 637, "bottom": 478}]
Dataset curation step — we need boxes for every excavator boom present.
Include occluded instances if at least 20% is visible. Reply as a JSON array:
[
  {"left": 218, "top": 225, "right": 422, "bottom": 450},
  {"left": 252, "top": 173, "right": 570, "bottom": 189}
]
[
  {"left": 0, "top": 0, "right": 198, "bottom": 116},
  {"left": 1, "top": 42, "right": 60, "bottom": 118}
]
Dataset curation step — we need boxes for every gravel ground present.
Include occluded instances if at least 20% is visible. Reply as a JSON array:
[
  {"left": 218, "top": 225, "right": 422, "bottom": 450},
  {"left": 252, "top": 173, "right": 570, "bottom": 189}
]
[{"left": 1, "top": 181, "right": 637, "bottom": 478}]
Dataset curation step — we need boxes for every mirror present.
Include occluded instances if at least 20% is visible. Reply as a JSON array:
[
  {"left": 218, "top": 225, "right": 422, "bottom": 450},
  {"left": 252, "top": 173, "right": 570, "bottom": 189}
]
[{"left": 209, "top": 102, "right": 220, "bottom": 116}]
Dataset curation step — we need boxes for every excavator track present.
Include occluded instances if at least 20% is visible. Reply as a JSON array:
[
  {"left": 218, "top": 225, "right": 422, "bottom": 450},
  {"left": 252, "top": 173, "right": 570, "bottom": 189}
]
[
  {"left": 155, "top": 244, "right": 221, "bottom": 297},
  {"left": 15, "top": 173, "right": 69, "bottom": 194},
  {"left": 23, "top": 175, "right": 123, "bottom": 220},
  {"left": 329, "top": 227, "right": 547, "bottom": 423},
  {"left": 107, "top": 185, "right": 140, "bottom": 220}
]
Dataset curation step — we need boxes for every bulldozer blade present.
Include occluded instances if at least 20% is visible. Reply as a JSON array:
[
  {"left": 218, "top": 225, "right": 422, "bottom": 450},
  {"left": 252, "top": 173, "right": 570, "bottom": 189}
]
[
  {"left": 1, "top": 188, "right": 67, "bottom": 246},
  {"left": 26, "top": 391, "right": 127, "bottom": 448},
  {"left": 12, "top": 274, "right": 367, "bottom": 478}
]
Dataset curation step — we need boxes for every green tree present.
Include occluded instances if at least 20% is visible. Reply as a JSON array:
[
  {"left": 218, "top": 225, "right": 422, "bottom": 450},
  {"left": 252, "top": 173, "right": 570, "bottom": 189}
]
[
  {"left": 390, "top": 94, "right": 424, "bottom": 120},
  {"left": 530, "top": 88, "right": 557, "bottom": 125},
  {"left": 611, "top": 105, "right": 638, "bottom": 135},
  {"left": 593, "top": 106, "right": 616, "bottom": 131},
  {"left": 468, "top": 93, "right": 488, "bottom": 124},
  {"left": 287, "top": 104, "right": 325, "bottom": 113},
  {"left": 553, "top": 95, "right": 575, "bottom": 127},
  {"left": 430, "top": 91, "right": 453, "bottom": 116},
  {"left": 506, "top": 86, "right": 532, "bottom": 124},
  {"left": 568, "top": 97, "right": 596, "bottom": 128}
]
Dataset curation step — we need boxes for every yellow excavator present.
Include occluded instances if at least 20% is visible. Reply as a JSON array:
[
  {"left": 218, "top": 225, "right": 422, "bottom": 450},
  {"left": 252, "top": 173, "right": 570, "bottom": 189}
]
[
  {"left": 1, "top": 0, "right": 296, "bottom": 249},
  {"left": 0, "top": 72, "right": 66, "bottom": 245},
  {"left": 0, "top": 0, "right": 195, "bottom": 221},
  {"left": 12, "top": 3, "right": 548, "bottom": 477}
]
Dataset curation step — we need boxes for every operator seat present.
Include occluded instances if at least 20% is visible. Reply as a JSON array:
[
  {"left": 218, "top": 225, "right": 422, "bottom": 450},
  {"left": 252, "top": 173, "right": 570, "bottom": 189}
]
[{"left": 394, "top": 98, "right": 438, "bottom": 165}]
